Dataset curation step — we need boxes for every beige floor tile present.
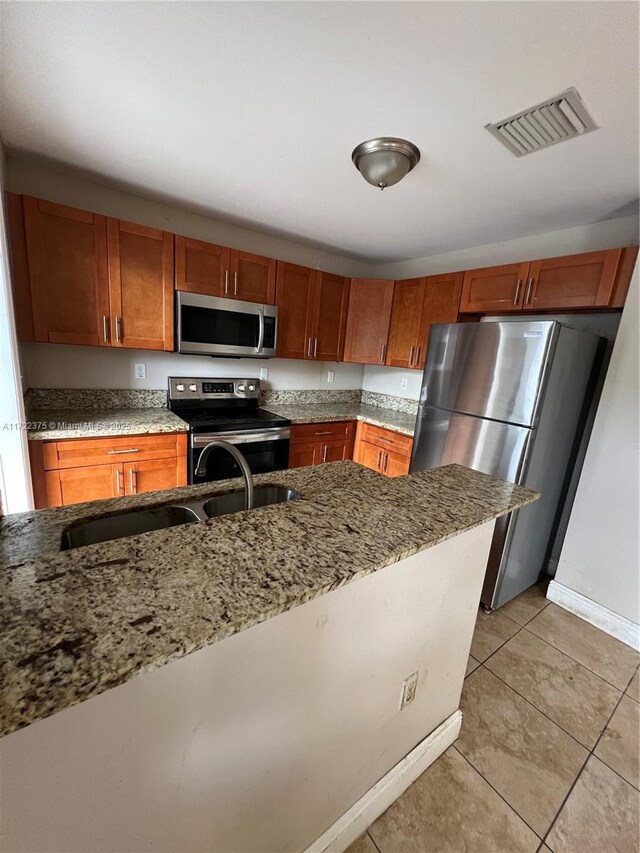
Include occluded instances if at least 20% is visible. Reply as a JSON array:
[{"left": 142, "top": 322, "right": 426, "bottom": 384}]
[
  {"left": 485, "top": 629, "right": 621, "bottom": 748},
  {"left": 527, "top": 604, "right": 640, "bottom": 690},
  {"left": 368, "top": 747, "right": 539, "bottom": 853},
  {"left": 595, "top": 695, "right": 640, "bottom": 790},
  {"left": 469, "top": 609, "right": 519, "bottom": 662},
  {"left": 465, "top": 655, "right": 481, "bottom": 677},
  {"left": 345, "top": 832, "right": 378, "bottom": 853},
  {"left": 546, "top": 756, "right": 640, "bottom": 853},
  {"left": 625, "top": 668, "right": 639, "bottom": 703},
  {"left": 456, "top": 667, "right": 587, "bottom": 837},
  {"left": 499, "top": 582, "right": 550, "bottom": 627}
]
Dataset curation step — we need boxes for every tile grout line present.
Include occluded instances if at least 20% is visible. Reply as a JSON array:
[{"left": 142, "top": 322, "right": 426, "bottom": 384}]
[
  {"left": 452, "top": 745, "right": 543, "bottom": 842},
  {"left": 365, "top": 829, "right": 383, "bottom": 853}
]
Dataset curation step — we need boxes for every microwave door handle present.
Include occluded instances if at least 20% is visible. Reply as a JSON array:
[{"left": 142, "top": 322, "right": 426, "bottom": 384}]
[{"left": 257, "top": 308, "right": 265, "bottom": 353}]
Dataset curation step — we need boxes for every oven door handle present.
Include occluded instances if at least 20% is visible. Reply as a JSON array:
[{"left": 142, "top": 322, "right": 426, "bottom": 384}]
[
  {"left": 192, "top": 427, "right": 291, "bottom": 448},
  {"left": 257, "top": 307, "right": 265, "bottom": 354}
]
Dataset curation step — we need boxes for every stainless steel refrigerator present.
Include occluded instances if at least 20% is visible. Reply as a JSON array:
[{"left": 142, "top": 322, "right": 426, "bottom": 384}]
[{"left": 410, "top": 320, "right": 601, "bottom": 610}]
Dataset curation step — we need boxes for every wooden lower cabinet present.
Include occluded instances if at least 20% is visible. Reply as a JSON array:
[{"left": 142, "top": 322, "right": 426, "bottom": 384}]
[
  {"left": 30, "top": 433, "right": 187, "bottom": 508},
  {"left": 354, "top": 422, "right": 413, "bottom": 478},
  {"left": 288, "top": 421, "right": 355, "bottom": 468}
]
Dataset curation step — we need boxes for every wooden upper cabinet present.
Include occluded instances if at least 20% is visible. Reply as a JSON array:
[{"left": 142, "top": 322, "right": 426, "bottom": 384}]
[
  {"left": 459, "top": 262, "right": 530, "bottom": 314},
  {"left": 311, "top": 272, "right": 350, "bottom": 361},
  {"left": 386, "top": 278, "right": 427, "bottom": 368},
  {"left": 175, "top": 235, "right": 228, "bottom": 297},
  {"left": 107, "top": 219, "right": 174, "bottom": 351},
  {"left": 230, "top": 249, "right": 276, "bottom": 304},
  {"left": 276, "top": 261, "right": 316, "bottom": 359},
  {"left": 416, "top": 272, "right": 464, "bottom": 369},
  {"left": 21, "top": 196, "right": 110, "bottom": 345},
  {"left": 343, "top": 279, "right": 395, "bottom": 365},
  {"left": 525, "top": 249, "right": 623, "bottom": 311}
]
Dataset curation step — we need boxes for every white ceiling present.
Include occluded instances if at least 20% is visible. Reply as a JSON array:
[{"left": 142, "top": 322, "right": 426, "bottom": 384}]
[{"left": 1, "top": 1, "right": 638, "bottom": 263}]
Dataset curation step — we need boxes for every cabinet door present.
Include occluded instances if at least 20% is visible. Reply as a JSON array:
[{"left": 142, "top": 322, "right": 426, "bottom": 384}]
[
  {"left": 385, "top": 278, "right": 427, "bottom": 368},
  {"left": 525, "top": 250, "right": 623, "bottom": 310},
  {"left": 107, "top": 220, "right": 174, "bottom": 351},
  {"left": 49, "top": 463, "right": 122, "bottom": 507},
  {"left": 124, "top": 457, "right": 187, "bottom": 495},
  {"left": 383, "top": 450, "right": 410, "bottom": 478},
  {"left": 22, "top": 196, "right": 110, "bottom": 346},
  {"left": 310, "top": 273, "right": 350, "bottom": 361},
  {"left": 317, "top": 438, "right": 353, "bottom": 464},
  {"left": 415, "top": 272, "right": 464, "bottom": 369},
  {"left": 276, "top": 262, "right": 316, "bottom": 359},
  {"left": 357, "top": 441, "right": 385, "bottom": 473},
  {"left": 288, "top": 442, "right": 319, "bottom": 469},
  {"left": 343, "top": 279, "right": 395, "bottom": 365},
  {"left": 175, "top": 236, "right": 229, "bottom": 297},
  {"left": 230, "top": 250, "right": 276, "bottom": 304},
  {"left": 459, "top": 262, "right": 530, "bottom": 314}
]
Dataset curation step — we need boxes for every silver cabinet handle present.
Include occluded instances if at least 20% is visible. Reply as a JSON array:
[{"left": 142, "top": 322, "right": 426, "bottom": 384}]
[
  {"left": 307, "top": 337, "right": 312, "bottom": 357},
  {"left": 102, "top": 315, "right": 109, "bottom": 343},
  {"left": 376, "top": 450, "right": 382, "bottom": 470},
  {"left": 383, "top": 453, "right": 389, "bottom": 474},
  {"left": 313, "top": 337, "right": 318, "bottom": 357},
  {"left": 107, "top": 448, "right": 140, "bottom": 455},
  {"left": 513, "top": 280, "right": 522, "bottom": 305},
  {"left": 380, "top": 343, "right": 387, "bottom": 364},
  {"left": 314, "top": 431, "right": 334, "bottom": 435},
  {"left": 234, "top": 271, "right": 238, "bottom": 295},
  {"left": 115, "top": 315, "right": 122, "bottom": 343},
  {"left": 224, "top": 270, "right": 229, "bottom": 295},
  {"left": 116, "top": 468, "right": 123, "bottom": 495},
  {"left": 524, "top": 277, "right": 534, "bottom": 305},
  {"left": 129, "top": 468, "right": 136, "bottom": 493},
  {"left": 409, "top": 345, "right": 415, "bottom": 366},
  {"left": 415, "top": 345, "right": 421, "bottom": 366},
  {"left": 322, "top": 445, "right": 328, "bottom": 463}
]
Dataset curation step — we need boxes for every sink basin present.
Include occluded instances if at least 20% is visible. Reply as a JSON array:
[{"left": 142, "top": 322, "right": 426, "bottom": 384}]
[
  {"left": 61, "top": 505, "right": 201, "bottom": 550},
  {"left": 60, "top": 486, "right": 302, "bottom": 549},
  {"left": 202, "top": 485, "right": 301, "bottom": 519}
]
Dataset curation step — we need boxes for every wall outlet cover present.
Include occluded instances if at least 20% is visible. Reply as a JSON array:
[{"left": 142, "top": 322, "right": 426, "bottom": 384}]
[
  {"left": 400, "top": 671, "right": 419, "bottom": 709},
  {"left": 134, "top": 363, "right": 146, "bottom": 379},
  {"left": 259, "top": 368, "right": 269, "bottom": 380},
  {"left": 327, "top": 370, "right": 335, "bottom": 383},
  {"left": 401, "top": 378, "right": 408, "bottom": 390}
]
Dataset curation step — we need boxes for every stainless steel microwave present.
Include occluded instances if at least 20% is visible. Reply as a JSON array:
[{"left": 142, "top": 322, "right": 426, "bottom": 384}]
[{"left": 176, "top": 292, "right": 278, "bottom": 358}]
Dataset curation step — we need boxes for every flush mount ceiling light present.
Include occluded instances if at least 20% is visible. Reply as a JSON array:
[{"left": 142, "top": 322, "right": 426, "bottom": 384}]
[{"left": 352, "top": 137, "right": 420, "bottom": 190}]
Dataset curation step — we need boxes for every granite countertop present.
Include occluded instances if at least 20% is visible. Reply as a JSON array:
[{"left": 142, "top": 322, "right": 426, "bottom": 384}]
[
  {"left": 266, "top": 403, "right": 417, "bottom": 436},
  {"left": 26, "top": 408, "right": 189, "bottom": 440},
  {"left": 0, "top": 462, "right": 537, "bottom": 739}
]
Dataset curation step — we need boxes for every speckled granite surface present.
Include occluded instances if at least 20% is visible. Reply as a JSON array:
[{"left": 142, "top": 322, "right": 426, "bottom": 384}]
[
  {"left": 0, "top": 462, "right": 537, "bottom": 738},
  {"left": 25, "top": 389, "right": 167, "bottom": 410},
  {"left": 360, "top": 391, "right": 418, "bottom": 416},
  {"left": 267, "top": 402, "right": 417, "bottom": 436},
  {"left": 260, "top": 389, "right": 362, "bottom": 406},
  {"left": 25, "top": 408, "right": 188, "bottom": 440}
]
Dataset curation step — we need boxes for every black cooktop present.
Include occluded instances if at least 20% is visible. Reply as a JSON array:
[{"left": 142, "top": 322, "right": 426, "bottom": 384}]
[{"left": 173, "top": 407, "right": 290, "bottom": 434}]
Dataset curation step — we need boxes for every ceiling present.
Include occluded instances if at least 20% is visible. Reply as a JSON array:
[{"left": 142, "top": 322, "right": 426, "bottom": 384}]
[{"left": 1, "top": 2, "right": 638, "bottom": 263}]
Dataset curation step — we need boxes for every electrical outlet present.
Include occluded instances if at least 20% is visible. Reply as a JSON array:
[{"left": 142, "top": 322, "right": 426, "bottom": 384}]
[
  {"left": 327, "top": 370, "right": 335, "bottom": 384},
  {"left": 134, "top": 363, "right": 146, "bottom": 379},
  {"left": 400, "top": 671, "right": 418, "bottom": 709},
  {"left": 401, "top": 377, "right": 408, "bottom": 390},
  {"left": 259, "top": 368, "right": 269, "bottom": 380}
]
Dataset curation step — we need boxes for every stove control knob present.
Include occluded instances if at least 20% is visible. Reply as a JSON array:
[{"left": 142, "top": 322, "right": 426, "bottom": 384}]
[
  {"left": 248, "top": 384, "right": 256, "bottom": 392},
  {"left": 189, "top": 384, "right": 198, "bottom": 392},
  {"left": 176, "top": 384, "right": 185, "bottom": 392},
  {"left": 237, "top": 384, "right": 246, "bottom": 392}
]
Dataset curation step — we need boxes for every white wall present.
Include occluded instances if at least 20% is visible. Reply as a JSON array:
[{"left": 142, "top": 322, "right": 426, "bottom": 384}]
[
  {"left": 0, "top": 148, "right": 32, "bottom": 512},
  {"left": 554, "top": 267, "right": 639, "bottom": 628},
  {"left": 0, "top": 524, "right": 492, "bottom": 853},
  {"left": 373, "top": 214, "right": 639, "bottom": 279},
  {"left": 20, "top": 343, "right": 364, "bottom": 392},
  {"left": 362, "top": 364, "right": 423, "bottom": 402}
]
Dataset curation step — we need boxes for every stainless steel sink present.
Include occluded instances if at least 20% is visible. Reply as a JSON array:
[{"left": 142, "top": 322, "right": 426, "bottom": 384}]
[
  {"left": 202, "top": 485, "right": 301, "bottom": 519},
  {"left": 60, "top": 486, "right": 302, "bottom": 550}
]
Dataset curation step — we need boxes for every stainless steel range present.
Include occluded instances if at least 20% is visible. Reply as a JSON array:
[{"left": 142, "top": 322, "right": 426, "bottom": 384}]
[{"left": 167, "top": 377, "right": 291, "bottom": 484}]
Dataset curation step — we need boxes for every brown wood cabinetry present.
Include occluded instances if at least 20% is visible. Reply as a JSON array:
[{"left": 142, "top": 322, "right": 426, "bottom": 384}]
[
  {"left": 175, "top": 237, "right": 275, "bottom": 304},
  {"left": 288, "top": 421, "right": 355, "bottom": 468},
  {"left": 29, "top": 433, "right": 187, "bottom": 508},
  {"left": 460, "top": 249, "right": 637, "bottom": 314},
  {"left": 354, "top": 422, "right": 413, "bottom": 478},
  {"left": 343, "top": 279, "right": 395, "bottom": 365},
  {"left": 276, "top": 263, "right": 349, "bottom": 361},
  {"left": 386, "top": 273, "right": 463, "bottom": 369},
  {"left": 230, "top": 249, "right": 276, "bottom": 304}
]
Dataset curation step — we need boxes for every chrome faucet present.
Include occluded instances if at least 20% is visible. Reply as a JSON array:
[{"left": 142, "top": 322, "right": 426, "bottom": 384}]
[{"left": 194, "top": 440, "right": 254, "bottom": 511}]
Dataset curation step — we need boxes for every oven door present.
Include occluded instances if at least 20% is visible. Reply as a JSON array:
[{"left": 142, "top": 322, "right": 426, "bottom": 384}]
[
  {"left": 190, "top": 428, "right": 291, "bottom": 484},
  {"left": 176, "top": 292, "right": 277, "bottom": 358}
]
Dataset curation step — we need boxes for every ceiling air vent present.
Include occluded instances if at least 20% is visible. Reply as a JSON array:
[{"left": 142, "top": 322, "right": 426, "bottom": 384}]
[{"left": 486, "top": 87, "right": 598, "bottom": 157}]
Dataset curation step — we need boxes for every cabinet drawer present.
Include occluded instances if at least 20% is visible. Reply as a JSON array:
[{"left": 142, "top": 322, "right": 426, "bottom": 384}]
[
  {"left": 358, "top": 423, "right": 413, "bottom": 458},
  {"left": 42, "top": 433, "right": 186, "bottom": 470},
  {"left": 290, "top": 421, "right": 355, "bottom": 444}
]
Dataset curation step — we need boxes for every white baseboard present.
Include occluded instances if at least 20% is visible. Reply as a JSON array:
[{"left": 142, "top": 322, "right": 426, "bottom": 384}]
[
  {"left": 306, "top": 710, "right": 462, "bottom": 853},
  {"left": 547, "top": 580, "right": 640, "bottom": 651}
]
